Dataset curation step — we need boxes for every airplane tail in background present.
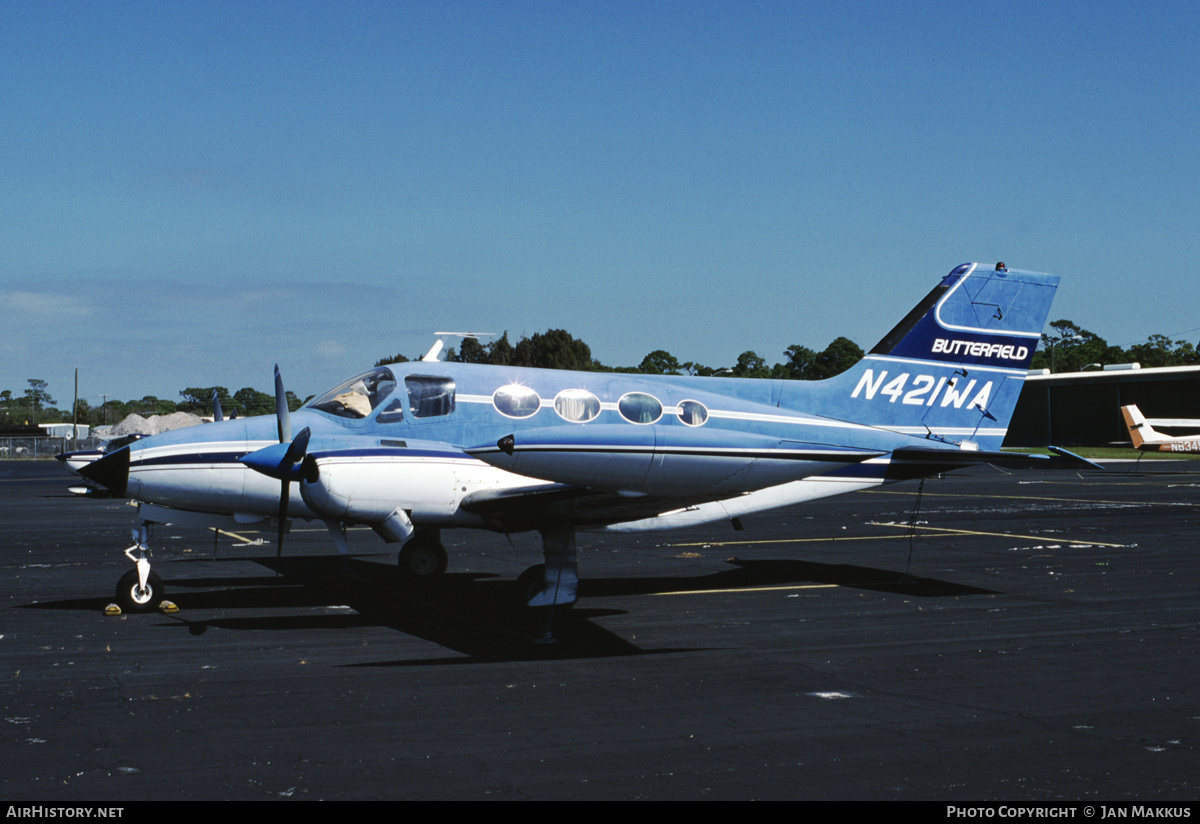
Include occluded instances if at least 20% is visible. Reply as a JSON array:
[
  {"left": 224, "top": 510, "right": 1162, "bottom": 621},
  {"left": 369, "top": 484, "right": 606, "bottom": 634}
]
[
  {"left": 1121, "top": 404, "right": 1157, "bottom": 448},
  {"left": 799, "top": 262, "right": 1060, "bottom": 451}
]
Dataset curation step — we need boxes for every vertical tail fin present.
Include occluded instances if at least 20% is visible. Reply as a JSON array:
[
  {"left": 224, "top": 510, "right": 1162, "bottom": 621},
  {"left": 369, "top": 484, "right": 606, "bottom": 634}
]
[
  {"left": 1121, "top": 404, "right": 1157, "bottom": 448},
  {"left": 800, "top": 262, "right": 1060, "bottom": 450}
]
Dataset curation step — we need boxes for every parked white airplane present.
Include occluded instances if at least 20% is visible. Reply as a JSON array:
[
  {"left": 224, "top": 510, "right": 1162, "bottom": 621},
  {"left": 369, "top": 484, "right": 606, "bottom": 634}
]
[
  {"left": 1121, "top": 404, "right": 1200, "bottom": 453},
  {"left": 79, "top": 262, "right": 1084, "bottom": 614}
]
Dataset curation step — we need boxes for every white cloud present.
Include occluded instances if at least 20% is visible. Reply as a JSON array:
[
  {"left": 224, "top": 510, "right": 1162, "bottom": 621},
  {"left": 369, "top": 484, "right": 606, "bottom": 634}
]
[
  {"left": 0, "top": 291, "right": 95, "bottom": 318},
  {"left": 313, "top": 339, "right": 345, "bottom": 358}
]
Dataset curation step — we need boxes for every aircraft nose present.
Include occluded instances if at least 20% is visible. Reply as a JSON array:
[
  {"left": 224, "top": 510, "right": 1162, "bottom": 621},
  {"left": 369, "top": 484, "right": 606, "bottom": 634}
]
[{"left": 78, "top": 446, "right": 130, "bottom": 496}]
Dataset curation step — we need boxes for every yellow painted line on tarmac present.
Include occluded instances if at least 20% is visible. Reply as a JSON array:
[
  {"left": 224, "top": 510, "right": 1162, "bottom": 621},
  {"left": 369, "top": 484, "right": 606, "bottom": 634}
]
[
  {"left": 656, "top": 583, "right": 839, "bottom": 596},
  {"left": 861, "top": 489, "right": 1200, "bottom": 507},
  {"left": 865, "top": 522, "right": 1131, "bottom": 548},
  {"left": 670, "top": 532, "right": 957, "bottom": 549},
  {"left": 210, "top": 527, "right": 264, "bottom": 545},
  {"left": 670, "top": 523, "right": 1128, "bottom": 550},
  {"left": 209, "top": 525, "right": 371, "bottom": 542}
]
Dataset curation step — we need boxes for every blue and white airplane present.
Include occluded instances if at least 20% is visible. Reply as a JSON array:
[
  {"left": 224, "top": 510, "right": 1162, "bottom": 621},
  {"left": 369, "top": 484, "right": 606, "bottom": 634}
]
[{"left": 81, "top": 261, "right": 1077, "bottom": 613}]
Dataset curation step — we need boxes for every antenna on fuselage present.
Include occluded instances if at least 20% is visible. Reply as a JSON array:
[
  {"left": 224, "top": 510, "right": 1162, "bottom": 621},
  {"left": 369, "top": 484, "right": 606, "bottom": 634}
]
[
  {"left": 421, "top": 340, "right": 444, "bottom": 362},
  {"left": 422, "top": 331, "right": 496, "bottom": 362}
]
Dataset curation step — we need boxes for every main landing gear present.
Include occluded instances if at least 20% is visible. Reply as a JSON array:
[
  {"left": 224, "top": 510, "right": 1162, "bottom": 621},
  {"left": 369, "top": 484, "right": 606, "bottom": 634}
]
[
  {"left": 514, "top": 523, "right": 580, "bottom": 644},
  {"left": 394, "top": 524, "right": 581, "bottom": 613},
  {"left": 114, "top": 524, "right": 165, "bottom": 613},
  {"left": 518, "top": 523, "right": 578, "bottom": 609},
  {"left": 397, "top": 529, "right": 448, "bottom": 578}
]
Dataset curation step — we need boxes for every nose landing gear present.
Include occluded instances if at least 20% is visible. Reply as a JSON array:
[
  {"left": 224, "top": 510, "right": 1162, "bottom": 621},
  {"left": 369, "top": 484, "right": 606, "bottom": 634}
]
[{"left": 114, "top": 524, "right": 166, "bottom": 613}]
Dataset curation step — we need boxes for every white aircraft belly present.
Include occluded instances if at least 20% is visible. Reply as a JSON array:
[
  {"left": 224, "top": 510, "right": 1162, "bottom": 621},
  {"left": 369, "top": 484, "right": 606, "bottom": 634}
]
[{"left": 601, "top": 473, "right": 885, "bottom": 532}]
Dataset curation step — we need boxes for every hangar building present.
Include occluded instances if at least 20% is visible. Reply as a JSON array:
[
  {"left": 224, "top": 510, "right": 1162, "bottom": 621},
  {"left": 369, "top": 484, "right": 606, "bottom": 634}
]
[{"left": 1005, "top": 365, "right": 1200, "bottom": 447}]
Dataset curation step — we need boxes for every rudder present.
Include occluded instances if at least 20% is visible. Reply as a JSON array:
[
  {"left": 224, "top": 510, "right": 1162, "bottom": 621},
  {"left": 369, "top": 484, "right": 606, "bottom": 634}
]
[
  {"left": 804, "top": 262, "right": 1059, "bottom": 451},
  {"left": 1121, "top": 404, "right": 1155, "bottom": 448}
]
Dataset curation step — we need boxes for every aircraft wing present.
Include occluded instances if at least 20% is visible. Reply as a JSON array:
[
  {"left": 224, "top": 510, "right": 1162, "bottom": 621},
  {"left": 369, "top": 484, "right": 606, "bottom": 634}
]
[
  {"left": 466, "top": 424, "right": 889, "bottom": 495},
  {"left": 459, "top": 425, "right": 911, "bottom": 532},
  {"left": 459, "top": 482, "right": 727, "bottom": 532},
  {"left": 461, "top": 442, "right": 1102, "bottom": 532}
]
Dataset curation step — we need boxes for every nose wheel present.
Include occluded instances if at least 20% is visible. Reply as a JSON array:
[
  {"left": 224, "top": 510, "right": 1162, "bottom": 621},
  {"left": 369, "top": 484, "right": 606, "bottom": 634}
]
[
  {"left": 114, "top": 524, "right": 166, "bottom": 612},
  {"left": 116, "top": 569, "right": 164, "bottom": 612}
]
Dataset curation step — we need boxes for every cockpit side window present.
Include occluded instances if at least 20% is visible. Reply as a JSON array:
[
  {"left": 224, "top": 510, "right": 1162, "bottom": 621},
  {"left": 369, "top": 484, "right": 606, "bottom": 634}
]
[
  {"left": 306, "top": 367, "right": 397, "bottom": 420},
  {"left": 406, "top": 375, "right": 456, "bottom": 418},
  {"left": 376, "top": 397, "right": 405, "bottom": 424}
]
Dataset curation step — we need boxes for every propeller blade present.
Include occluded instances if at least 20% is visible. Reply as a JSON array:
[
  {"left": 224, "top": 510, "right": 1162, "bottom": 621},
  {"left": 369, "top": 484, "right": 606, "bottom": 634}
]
[
  {"left": 276, "top": 427, "right": 312, "bottom": 563},
  {"left": 212, "top": 390, "right": 224, "bottom": 422},
  {"left": 283, "top": 427, "right": 311, "bottom": 467},
  {"left": 278, "top": 478, "right": 288, "bottom": 562},
  {"left": 272, "top": 364, "right": 299, "bottom": 565},
  {"left": 275, "top": 364, "right": 291, "bottom": 444}
]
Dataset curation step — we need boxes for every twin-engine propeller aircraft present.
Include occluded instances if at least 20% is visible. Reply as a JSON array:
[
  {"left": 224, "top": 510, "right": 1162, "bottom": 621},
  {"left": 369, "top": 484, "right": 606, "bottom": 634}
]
[
  {"left": 80, "top": 262, "right": 1083, "bottom": 614},
  {"left": 1121, "top": 404, "right": 1200, "bottom": 454}
]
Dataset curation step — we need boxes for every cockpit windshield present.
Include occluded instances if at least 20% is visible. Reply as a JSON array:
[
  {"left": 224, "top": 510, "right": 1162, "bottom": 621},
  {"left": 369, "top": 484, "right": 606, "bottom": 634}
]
[{"left": 305, "top": 367, "right": 397, "bottom": 420}]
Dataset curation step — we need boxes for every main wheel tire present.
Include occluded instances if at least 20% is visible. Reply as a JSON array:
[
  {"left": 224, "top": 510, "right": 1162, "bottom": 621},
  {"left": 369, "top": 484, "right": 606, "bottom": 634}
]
[
  {"left": 115, "top": 569, "right": 164, "bottom": 613},
  {"left": 516, "top": 564, "right": 547, "bottom": 606},
  {"left": 398, "top": 541, "right": 448, "bottom": 578}
]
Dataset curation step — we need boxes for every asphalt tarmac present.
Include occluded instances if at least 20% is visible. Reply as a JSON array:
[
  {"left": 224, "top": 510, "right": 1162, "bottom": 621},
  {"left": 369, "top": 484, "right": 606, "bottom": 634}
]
[{"left": 2, "top": 459, "right": 1197, "bottom": 800}]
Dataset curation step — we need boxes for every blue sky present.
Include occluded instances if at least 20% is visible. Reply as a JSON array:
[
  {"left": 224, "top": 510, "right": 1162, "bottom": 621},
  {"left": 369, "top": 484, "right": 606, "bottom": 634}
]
[{"left": 3, "top": 1, "right": 1198, "bottom": 407}]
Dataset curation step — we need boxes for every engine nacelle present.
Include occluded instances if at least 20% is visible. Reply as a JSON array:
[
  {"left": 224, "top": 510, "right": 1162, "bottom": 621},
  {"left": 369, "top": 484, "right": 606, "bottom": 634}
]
[{"left": 297, "top": 439, "right": 525, "bottom": 530}]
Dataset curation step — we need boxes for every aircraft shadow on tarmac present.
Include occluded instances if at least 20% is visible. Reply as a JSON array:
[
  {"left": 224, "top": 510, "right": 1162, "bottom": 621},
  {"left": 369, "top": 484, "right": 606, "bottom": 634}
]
[{"left": 23, "top": 553, "right": 997, "bottom": 663}]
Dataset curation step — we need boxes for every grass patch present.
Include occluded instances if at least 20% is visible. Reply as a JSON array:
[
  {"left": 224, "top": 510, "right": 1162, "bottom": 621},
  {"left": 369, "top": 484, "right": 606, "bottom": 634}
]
[{"left": 1004, "top": 446, "right": 1200, "bottom": 460}]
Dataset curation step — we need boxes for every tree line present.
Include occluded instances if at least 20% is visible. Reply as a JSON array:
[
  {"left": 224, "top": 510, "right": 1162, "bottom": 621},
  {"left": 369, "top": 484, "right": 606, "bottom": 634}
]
[
  {"left": 374, "top": 329, "right": 868, "bottom": 380},
  {"left": 5, "top": 320, "right": 1197, "bottom": 428},
  {"left": 379, "top": 321, "right": 1200, "bottom": 377},
  {"left": 0, "top": 382, "right": 303, "bottom": 429},
  {"left": 1030, "top": 320, "right": 1199, "bottom": 373}
]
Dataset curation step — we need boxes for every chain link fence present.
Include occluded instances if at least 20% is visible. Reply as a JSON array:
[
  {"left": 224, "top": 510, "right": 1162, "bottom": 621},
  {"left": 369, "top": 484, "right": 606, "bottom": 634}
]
[{"left": 0, "top": 437, "right": 104, "bottom": 459}]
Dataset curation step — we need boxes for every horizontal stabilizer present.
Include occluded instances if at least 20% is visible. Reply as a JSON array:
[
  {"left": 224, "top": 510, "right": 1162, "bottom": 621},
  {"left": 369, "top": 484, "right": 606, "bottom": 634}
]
[
  {"left": 1147, "top": 418, "right": 1200, "bottom": 428},
  {"left": 893, "top": 445, "right": 1103, "bottom": 471},
  {"left": 1047, "top": 446, "right": 1106, "bottom": 471}
]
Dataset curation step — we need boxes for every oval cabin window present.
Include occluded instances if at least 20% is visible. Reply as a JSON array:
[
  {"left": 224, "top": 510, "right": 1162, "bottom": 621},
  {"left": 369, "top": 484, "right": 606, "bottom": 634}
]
[
  {"left": 617, "top": 392, "right": 663, "bottom": 424},
  {"left": 554, "top": 389, "right": 601, "bottom": 423},
  {"left": 677, "top": 400, "right": 708, "bottom": 426},
  {"left": 493, "top": 385, "right": 541, "bottom": 419}
]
